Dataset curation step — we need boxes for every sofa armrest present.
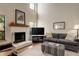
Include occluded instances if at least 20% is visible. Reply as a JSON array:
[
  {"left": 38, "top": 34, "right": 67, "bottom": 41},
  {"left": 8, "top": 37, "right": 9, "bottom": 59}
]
[{"left": 0, "top": 43, "right": 12, "bottom": 51}]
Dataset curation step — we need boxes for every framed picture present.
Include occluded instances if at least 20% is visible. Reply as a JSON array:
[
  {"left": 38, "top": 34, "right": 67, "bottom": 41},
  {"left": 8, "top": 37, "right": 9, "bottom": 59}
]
[
  {"left": 53, "top": 22, "right": 65, "bottom": 30},
  {"left": 15, "top": 9, "right": 25, "bottom": 25}
]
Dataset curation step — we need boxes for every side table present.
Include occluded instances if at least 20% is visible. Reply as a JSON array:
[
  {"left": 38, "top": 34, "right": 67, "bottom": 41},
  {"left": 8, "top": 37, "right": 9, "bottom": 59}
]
[{"left": 74, "top": 39, "right": 79, "bottom": 42}]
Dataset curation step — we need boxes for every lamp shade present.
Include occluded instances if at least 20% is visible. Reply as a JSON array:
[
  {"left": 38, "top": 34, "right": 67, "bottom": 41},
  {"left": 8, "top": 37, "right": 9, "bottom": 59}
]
[{"left": 74, "top": 24, "right": 79, "bottom": 29}]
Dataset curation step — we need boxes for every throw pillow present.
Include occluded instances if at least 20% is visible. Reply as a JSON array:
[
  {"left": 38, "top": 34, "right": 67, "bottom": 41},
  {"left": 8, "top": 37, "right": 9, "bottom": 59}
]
[
  {"left": 65, "top": 30, "right": 77, "bottom": 41},
  {"left": 46, "top": 33, "right": 52, "bottom": 38}
]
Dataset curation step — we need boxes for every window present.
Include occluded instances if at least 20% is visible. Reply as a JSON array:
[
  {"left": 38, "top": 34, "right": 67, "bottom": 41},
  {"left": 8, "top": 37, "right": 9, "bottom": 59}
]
[
  {"left": 30, "top": 3, "right": 35, "bottom": 10},
  {"left": 29, "top": 3, "right": 38, "bottom": 12},
  {"left": 0, "top": 15, "right": 5, "bottom": 40}
]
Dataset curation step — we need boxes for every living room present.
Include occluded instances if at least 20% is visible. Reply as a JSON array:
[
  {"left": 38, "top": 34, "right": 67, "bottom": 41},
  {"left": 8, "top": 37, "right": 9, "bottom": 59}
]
[{"left": 0, "top": 3, "right": 79, "bottom": 56}]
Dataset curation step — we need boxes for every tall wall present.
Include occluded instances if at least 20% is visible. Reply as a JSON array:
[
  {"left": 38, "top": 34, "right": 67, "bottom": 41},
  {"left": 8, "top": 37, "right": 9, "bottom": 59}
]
[
  {"left": 0, "top": 3, "right": 32, "bottom": 43},
  {"left": 38, "top": 3, "right": 79, "bottom": 34}
]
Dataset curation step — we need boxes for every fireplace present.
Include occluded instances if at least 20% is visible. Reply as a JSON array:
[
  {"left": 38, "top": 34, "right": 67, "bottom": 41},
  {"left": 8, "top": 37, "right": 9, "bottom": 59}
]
[{"left": 14, "top": 32, "right": 26, "bottom": 43}]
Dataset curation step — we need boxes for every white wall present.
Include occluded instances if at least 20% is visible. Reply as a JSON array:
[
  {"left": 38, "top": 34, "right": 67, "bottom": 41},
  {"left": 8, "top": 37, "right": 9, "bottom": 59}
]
[
  {"left": 0, "top": 3, "right": 31, "bottom": 43},
  {"left": 38, "top": 3, "right": 79, "bottom": 34}
]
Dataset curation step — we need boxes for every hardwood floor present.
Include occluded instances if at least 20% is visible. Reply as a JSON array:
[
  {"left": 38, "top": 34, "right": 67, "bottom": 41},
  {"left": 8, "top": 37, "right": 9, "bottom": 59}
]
[
  {"left": 18, "top": 43, "right": 44, "bottom": 56},
  {"left": 0, "top": 47, "right": 12, "bottom": 56},
  {"left": 0, "top": 43, "right": 79, "bottom": 56},
  {"left": 18, "top": 43, "right": 79, "bottom": 56}
]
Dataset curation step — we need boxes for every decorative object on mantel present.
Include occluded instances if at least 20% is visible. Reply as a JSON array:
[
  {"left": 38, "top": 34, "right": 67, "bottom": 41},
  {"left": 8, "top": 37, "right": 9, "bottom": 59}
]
[
  {"left": 9, "top": 9, "right": 29, "bottom": 27},
  {"left": 9, "top": 21, "right": 29, "bottom": 27},
  {"left": 9, "top": 21, "right": 15, "bottom": 26},
  {"left": 53, "top": 22, "right": 65, "bottom": 30},
  {"left": 15, "top": 9, "right": 25, "bottom": 25}
]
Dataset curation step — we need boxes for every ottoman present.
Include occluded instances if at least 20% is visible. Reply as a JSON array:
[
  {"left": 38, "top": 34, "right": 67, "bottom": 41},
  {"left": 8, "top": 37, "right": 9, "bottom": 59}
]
[
  {"left": 56, "top": 44, "right": 65, "bottom": 56},
  {"left": 41, "top": 42, "right": 65, "bottom": 56}
]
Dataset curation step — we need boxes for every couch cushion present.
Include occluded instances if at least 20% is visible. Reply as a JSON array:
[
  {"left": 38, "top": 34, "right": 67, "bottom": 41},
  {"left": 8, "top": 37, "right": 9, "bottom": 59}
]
[
  {"left": 52, "top": 33, "right": 59, "bottom": 39},
  {"left": 52, "top": 33, "right": 67, "bottom": 39},
  {"left": 58, "top": 34, "right": 67, "bottom": 39}
]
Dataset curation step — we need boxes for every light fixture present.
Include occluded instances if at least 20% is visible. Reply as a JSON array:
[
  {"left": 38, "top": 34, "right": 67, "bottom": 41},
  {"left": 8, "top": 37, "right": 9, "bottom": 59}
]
[{"left": 74, "top": 24, "right": 79, "bottom": 38}]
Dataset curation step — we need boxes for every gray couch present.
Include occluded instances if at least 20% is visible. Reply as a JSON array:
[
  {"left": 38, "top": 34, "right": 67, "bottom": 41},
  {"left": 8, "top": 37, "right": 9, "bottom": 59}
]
[{"left": 44, "top": 33, "right": 79, "bottom": 52}]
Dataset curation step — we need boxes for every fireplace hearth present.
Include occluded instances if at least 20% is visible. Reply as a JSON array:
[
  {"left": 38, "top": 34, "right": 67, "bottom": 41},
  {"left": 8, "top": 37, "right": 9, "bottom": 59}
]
[{"left": 14, "top": 32, "right": 26, "bottom": 43}]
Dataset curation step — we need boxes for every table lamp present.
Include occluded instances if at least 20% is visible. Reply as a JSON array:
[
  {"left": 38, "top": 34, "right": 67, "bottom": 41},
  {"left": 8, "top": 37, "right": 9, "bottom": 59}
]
[{"left": 74, "top": 24, "right": 79, "bottom": 38}]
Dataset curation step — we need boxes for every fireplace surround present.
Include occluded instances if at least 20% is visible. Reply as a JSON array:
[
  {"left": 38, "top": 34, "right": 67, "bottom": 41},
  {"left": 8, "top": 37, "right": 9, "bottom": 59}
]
[{"left": 14, "top": 32, "right": 26, "bottom": 43}]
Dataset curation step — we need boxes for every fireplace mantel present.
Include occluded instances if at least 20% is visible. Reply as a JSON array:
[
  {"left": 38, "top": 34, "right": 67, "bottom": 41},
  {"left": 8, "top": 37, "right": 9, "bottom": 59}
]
[
  {"left": 9, "top": 24, "right": 29, "bottom": 27},
  {"left": 10, "top": 27, "right": 28, "bottom": 33}
]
